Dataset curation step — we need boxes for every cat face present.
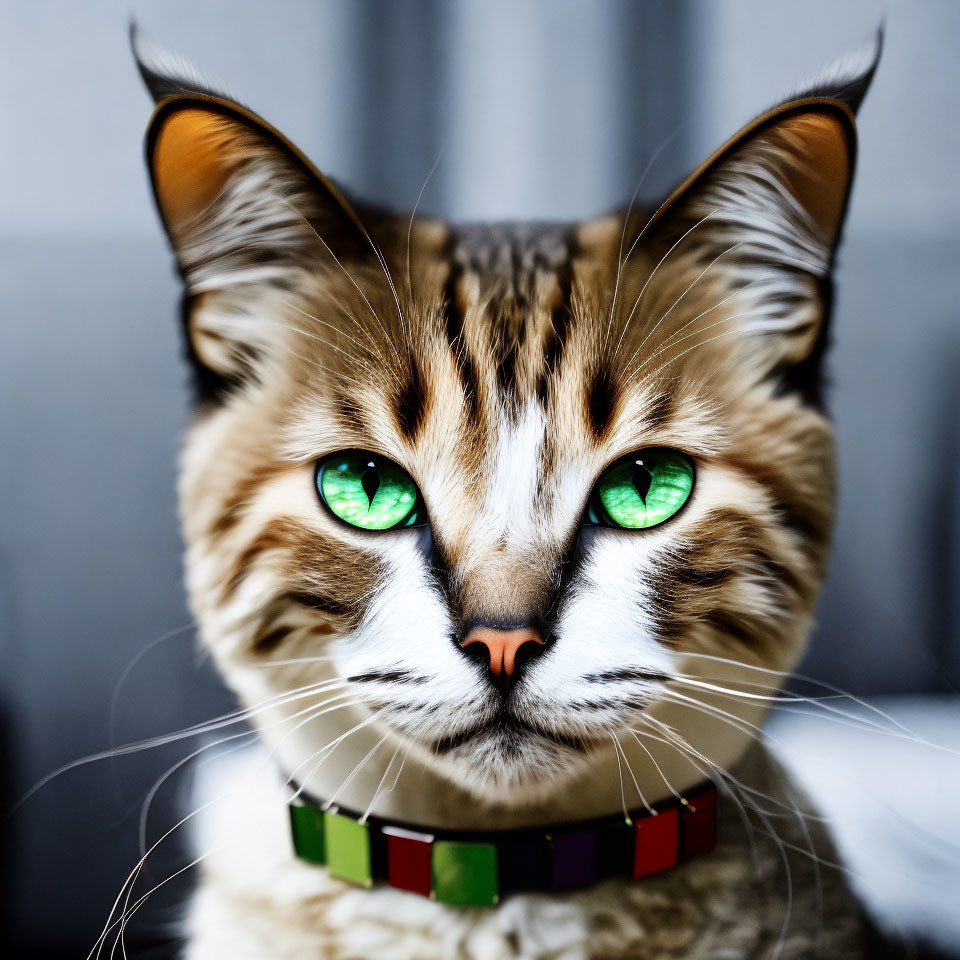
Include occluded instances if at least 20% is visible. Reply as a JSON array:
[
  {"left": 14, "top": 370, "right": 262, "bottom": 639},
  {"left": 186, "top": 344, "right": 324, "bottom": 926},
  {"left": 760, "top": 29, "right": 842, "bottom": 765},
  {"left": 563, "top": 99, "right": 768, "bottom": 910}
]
[{"left": 140, "top": 39, "right": 874, "bottom": 803}]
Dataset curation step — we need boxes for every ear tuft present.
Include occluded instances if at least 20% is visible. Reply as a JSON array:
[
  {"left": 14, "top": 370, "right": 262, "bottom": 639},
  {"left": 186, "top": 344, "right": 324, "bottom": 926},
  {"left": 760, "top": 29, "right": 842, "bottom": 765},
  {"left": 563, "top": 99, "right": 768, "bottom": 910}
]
[
  {"left": 135, "top": 31, "right": 381, "bottom": 397},
  {"left": 634, "top": 34, "right": 880, "bottom": 398},
  {"left": 791, "top": 25, "right": 883, "bottom": 115},
  {"left": 130, "top": 21, "right": 236, "bottom": 104}
]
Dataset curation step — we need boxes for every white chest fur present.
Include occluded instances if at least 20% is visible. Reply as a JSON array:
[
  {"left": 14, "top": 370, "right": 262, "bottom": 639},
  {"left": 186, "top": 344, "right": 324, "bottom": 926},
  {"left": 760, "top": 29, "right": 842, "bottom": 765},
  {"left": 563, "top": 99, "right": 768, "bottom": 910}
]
[{"left": 184, "top": 742, "right": 866, "bottom": 960}]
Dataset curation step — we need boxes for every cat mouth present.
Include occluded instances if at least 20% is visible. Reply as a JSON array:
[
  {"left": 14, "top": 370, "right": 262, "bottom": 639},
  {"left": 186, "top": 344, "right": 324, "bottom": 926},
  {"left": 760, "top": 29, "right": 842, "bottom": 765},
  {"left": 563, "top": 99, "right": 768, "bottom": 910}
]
[{"left": 430, "top": 711, "right": 589, "bottom": 754}]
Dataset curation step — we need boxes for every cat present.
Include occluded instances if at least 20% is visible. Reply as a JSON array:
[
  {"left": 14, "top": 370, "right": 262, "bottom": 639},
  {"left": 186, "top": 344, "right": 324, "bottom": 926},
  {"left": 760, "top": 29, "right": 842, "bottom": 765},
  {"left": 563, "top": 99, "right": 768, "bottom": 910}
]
[{"left": 130, "top": 26, "right": 882, "bottom": 960}]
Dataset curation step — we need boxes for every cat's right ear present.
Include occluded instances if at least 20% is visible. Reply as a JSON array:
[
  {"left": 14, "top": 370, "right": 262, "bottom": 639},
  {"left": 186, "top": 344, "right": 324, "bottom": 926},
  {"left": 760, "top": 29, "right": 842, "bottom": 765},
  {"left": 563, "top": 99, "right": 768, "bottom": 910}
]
[
  {"left": 133, "top": 27, "right": 374, "bottom": 393},
  {"left": 625, "top": 31, "right": 881, "bottom": 405}
]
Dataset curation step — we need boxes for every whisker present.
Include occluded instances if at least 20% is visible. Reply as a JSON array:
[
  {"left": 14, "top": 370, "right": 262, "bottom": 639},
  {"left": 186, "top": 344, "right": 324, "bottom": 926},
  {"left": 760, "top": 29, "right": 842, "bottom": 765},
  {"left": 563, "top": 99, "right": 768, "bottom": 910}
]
[
  {"left": 138, "top": 729, "right": 258, "bottom": 860},
  {"left": 359, "top": 737, "right": 404, "bottom": 824},
  {"left": 609, "top": 732, "right": 631, "bottom": 823},
  {"left": 278, "top": 298, "right": 379, "bottom": 355},
  {"left": 252, "top": 316, "right": 380, "bottom": 373},
  {"left": 612, "top": 208, "right": 719, "bottom": 359},
  {"left": 624, "top": 279, "right": 758, "bottom": 373},
  {"left": 604, "top": 126, "right": 684, "bottom": 345},
  {"left": 626, "top": 312, "right": 753, "bottom": 387},
  {"left": 406, "top": 149, "right": 444, "bottom": 303},
  {"left": 612, "top": 731, "right": 655, "bottom": 815},
  {"left": 636, "top": 717, "right": 795, "bottom": 959},
  {"left": 661, "top": 686, "right": 768, "bottom": 740},
  {"left": 106, "top": 622, "right": 196, "bottom": 815},
  {"left": 631, "top": 326, "right": 752, "bottom": 390},
  {"left": 12, "top": 677, "right": 351, "bottom": 814},
  {"left": 338, "top": 204, "right": 410, "bottom": 344},
  {"left": 136, "top": 686, "right": 357, "bottom": 857},
  {"left": 655, "top": 698, "right": 838, "bottom": 830},
  {"left": 120, "top": 691, "right": 361, "bottom": 949},
  {"left": 387, "top": 742, "right": 411, "bottom": 795},
  {"left": 670, "top": 676, "right": 960, "bottom": 755},
  {"left": 276, "top": 198, "right": 401, "bottom": 362},
  {"left": 652, "top": 721, "right": 850, "bottom": 870},
  {"left": 106, "top": 850, "right": 210, "bottom": 960},
  {"left": 623, "top": 240, "right": 745, "bottom": 370},
  {"left": 787, "top": 787, "right": 825, "bottom": 957},
  {"left": 286, "top": 713, "right": 381, "bottom": 801},
  {"left": 248, "top": 653, "right": 342, "bottom": 668},
  {"left": 323, "top": 730, "right": 391, "bottom": 811},
  {"left": 654, "top": 689, "right": 859, "bottom": 823},
  {"left": 109, "top": 623, "right": 195, "bottom": 744},
  {"left": 93, "top": 693, "right": 369, "bottom": 957},
  {"left": 632, "top": 718, "right": 760, "bottom": 870},
  {"left": 625, "top": 727, "right": 686, "bottom": 806},
  {"left": 675, "top": 651, "right": 929, "bottom": 738},
  {"left": 89, "top": 793, "right": 223, "bottom": 959},
  {"left": 277, "top": 344, "right": 368, "bottom": 389}
]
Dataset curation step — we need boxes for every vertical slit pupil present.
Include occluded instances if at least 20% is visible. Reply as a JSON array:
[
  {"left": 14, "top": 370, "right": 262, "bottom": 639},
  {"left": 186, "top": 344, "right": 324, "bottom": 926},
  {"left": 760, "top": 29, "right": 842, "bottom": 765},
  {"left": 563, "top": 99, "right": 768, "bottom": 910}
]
[
  {"left": 360, "top": 464, "right": 381, "bottom": 507},
  {"left": 631, "top": 461, "right": 653, "bottom": 503}
]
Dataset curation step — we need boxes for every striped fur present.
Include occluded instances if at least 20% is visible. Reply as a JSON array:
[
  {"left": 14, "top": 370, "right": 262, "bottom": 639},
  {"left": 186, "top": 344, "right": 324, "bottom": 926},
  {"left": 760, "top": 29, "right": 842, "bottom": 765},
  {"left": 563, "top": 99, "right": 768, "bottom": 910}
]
[
  {"left": 173, "top": 195, "right": 836, "bottom": 795},
  {"left": 135, "top": 27, "right": 879, "bottom": 960}
]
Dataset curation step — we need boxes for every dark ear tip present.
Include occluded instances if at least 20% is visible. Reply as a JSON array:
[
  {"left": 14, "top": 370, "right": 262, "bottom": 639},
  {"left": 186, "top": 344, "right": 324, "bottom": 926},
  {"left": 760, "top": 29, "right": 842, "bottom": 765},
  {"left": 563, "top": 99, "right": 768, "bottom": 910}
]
[
  {"left": 129, "top": 19, "right": 161, "bottom": 102},
  {"left": 849, "top": 22, "right": 884, "bottom": 112},
  {"left": 794, "top": 24, "right": 884, "bottom": 115},
  {"left": 129, "top": 22, "right": 235, "bottom": 105}
]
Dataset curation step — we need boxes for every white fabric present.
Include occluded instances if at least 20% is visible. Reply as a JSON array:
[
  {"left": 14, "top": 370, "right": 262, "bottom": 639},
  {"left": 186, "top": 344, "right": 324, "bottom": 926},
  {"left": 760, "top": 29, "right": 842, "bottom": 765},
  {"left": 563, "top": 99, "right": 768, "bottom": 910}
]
[{"left": 767, "top": 695, "right": 960, "bottom": 954}]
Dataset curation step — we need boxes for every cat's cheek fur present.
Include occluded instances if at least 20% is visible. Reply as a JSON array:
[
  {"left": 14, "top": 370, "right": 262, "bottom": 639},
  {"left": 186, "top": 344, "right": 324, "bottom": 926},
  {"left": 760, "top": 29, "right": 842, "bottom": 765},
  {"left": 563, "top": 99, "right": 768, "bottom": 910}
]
[
  {"left": 328, "top": 538, "right": 494, "bottom": 738},
  {"left": 518, "top": 536, "right": 670, "bottom": 708},
  {"left": 134, "top": 25, "right": 881, "bottom": 956}
]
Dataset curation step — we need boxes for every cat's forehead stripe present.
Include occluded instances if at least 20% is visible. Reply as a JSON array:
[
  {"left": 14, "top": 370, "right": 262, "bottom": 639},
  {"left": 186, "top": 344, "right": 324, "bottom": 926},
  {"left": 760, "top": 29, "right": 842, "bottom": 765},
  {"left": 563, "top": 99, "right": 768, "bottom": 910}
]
[
  {"left": 391, "top": 354, "right": 428, "bottom": 443},
  {"left": 442, "top": 222, "right": 578, "bottom": 414}
]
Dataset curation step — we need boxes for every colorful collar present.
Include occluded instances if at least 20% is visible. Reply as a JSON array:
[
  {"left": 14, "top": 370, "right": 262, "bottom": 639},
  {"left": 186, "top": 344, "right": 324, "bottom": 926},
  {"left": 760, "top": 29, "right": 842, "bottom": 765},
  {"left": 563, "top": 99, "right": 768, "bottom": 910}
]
[{"left": 289, "top": 782, "right": 717, "bottom": 906}]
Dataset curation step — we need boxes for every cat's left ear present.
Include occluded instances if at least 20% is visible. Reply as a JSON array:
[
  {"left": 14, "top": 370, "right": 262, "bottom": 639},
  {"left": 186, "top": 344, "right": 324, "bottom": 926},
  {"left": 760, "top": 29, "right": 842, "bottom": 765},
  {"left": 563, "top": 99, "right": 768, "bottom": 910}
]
[
  {"left": 642, "top": 31, "right": 881, "bottom": 394},
  {"left": 132, "top": 26, "right": 377, "bottom": 394}
]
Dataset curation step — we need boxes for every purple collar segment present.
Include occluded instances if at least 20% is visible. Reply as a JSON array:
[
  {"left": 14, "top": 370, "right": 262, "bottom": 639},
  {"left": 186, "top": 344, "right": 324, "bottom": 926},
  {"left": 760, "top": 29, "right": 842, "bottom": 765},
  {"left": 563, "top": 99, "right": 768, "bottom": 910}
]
[{"left": 289, "top": 782, "right": 718, "bottom": 906}]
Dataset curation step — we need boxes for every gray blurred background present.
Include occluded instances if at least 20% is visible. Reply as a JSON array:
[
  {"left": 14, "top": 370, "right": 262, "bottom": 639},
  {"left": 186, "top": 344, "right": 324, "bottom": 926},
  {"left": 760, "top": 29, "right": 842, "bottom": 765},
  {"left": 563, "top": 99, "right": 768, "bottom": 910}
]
[{"left": 2, "top": 0, "right": 958, "bottom": 955}]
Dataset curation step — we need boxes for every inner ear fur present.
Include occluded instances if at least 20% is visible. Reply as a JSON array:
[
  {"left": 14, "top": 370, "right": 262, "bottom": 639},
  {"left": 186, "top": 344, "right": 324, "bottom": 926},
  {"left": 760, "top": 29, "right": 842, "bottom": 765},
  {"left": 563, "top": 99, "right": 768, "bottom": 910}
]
[
  {"left": 635, "top": 99, "right": 858, "bottom": 380},
  {"left": 145, "top": 96, "right": 378, "bottom": 390},
  {"left": 146, "top": 95, "right": 372, "bottom": 268},
  {"left": 151, "top": 108, "right": 239, "bottom": 236},
  {"left": 648, "top": 98, "right": 856, "bottom": 254},
  {"left": 756, "top": 109, "right": 853, "bottom": 247}
]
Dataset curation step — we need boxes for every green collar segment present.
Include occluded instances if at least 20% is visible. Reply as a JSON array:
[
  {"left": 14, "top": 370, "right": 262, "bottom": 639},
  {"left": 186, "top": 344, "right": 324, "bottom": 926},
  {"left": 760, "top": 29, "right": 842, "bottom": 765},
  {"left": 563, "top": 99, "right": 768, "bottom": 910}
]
[{"left": 289, "top": 783, "right": 717, "bottom": 907}]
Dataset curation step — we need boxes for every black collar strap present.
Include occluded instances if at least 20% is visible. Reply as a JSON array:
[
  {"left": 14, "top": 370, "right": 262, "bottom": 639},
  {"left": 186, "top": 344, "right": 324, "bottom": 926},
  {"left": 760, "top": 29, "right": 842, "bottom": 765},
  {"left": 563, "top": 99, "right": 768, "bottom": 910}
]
[{"left": 289, "top": 782, "right": 717, "bottom": 906}]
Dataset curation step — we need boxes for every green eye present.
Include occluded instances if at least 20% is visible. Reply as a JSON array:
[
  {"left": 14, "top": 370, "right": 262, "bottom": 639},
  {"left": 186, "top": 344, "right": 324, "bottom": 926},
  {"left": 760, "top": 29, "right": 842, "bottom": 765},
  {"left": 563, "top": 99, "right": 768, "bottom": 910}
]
[
  {"left": 588, "top": 449, "right": 694, "bottom": 529},
  {"left": 317, "top": 453, "right": 425, "bottom": 530}
]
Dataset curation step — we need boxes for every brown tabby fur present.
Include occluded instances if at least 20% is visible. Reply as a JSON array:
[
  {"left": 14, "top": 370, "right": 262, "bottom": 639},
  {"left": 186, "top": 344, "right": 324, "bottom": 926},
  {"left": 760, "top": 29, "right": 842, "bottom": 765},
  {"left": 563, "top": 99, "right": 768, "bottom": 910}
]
[{"left": 131, "top": 28, "right": 881, "bottom": 959}]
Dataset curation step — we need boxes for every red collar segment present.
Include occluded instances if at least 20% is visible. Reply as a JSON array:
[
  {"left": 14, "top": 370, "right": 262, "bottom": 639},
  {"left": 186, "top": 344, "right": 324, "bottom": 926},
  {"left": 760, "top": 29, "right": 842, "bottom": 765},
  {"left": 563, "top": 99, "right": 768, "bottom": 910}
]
[{"left": 289, "top": 783, "right": 717, "bottom": 906}]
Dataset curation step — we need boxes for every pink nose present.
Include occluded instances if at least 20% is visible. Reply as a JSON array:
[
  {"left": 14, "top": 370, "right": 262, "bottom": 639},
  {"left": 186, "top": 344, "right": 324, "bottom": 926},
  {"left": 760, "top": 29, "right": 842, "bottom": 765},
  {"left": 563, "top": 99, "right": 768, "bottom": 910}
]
[{"left": 461, "top": 626, "right": 545, "bottom": 678}]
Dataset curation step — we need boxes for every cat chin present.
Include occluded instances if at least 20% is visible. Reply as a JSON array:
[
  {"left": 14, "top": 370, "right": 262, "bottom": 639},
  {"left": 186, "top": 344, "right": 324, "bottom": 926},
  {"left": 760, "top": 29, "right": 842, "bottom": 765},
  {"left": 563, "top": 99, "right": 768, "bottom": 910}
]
[{"left": 414, "top": 727, "right": 599, "bottom": 805}]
